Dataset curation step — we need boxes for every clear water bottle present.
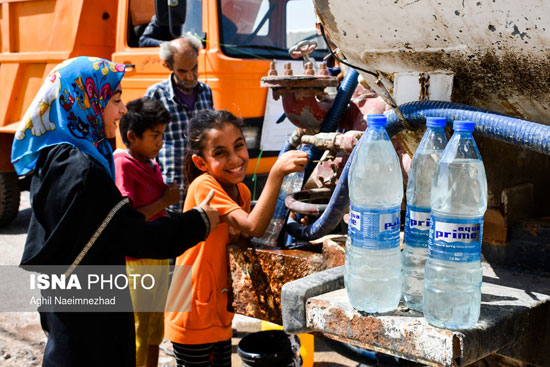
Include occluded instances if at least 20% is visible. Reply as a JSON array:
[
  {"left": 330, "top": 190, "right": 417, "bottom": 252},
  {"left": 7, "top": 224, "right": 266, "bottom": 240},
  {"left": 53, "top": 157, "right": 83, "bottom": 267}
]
[
  {"left": 424, "top": 120, "right": 487, "bottom": 329},
  {"left": 402, "top": 117, "right": 448, "bottom": 312},
  {"left": 345, "top": 114, "right": 404, "bottom": 313},
  {"left": 255, "top": 170, "right": 304, "bottom": 247}
]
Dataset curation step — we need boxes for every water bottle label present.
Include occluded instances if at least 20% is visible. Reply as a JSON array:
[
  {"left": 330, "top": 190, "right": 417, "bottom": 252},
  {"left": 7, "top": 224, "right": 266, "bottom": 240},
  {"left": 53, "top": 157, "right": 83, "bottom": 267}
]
[
  {"left": 349, "top": 205, "right": 401, "bottom": 250},
  {"left": 428, "top": 216, "right": 484, "bottom": 262},
  {"left": 404, "top": 206, "right": 431, "bottom": 248}
]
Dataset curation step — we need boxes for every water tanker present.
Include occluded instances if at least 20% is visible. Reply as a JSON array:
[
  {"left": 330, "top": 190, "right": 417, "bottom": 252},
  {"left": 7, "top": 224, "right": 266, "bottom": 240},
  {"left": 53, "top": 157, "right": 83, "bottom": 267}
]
[{"left": 313, "top": 0, "right": 550, "bottom": 245}]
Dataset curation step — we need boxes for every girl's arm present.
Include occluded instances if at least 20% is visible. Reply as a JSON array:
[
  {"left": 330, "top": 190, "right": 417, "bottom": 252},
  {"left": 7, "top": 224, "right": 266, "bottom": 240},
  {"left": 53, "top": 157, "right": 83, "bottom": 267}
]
[
  {"left": 223, "top": 150, "right": 308, "bottom": 237},
  {"left": 135, "top": 182, "right": 180, "bottom": 220}
]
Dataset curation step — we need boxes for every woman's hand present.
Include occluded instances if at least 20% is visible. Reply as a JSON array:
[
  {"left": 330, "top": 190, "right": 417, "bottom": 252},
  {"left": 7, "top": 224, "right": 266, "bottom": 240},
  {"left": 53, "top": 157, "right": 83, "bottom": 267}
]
[{"left": 199, "top": 189, "right": 219, "bottom": 231}]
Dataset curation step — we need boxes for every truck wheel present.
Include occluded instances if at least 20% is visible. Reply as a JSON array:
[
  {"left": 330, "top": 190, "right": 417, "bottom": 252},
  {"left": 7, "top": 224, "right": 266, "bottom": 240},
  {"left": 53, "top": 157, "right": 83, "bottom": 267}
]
[{"left": 0, "top": 172, "right": 20, "bottom": 227}]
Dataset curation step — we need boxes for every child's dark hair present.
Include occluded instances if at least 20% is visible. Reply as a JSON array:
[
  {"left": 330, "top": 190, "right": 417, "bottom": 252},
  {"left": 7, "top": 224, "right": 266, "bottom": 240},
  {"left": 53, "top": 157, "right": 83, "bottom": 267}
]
[
  {"left": 119, "top": 97, "right": 170, "bottom": 146},
  {"left": 184, "top": 110, "right": 244, "bottom": 186}
]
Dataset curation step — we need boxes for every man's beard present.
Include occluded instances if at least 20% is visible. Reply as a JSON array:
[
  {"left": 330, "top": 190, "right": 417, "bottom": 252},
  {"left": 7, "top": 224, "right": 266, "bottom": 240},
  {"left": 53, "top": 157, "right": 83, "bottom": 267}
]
[{"left": 174, "top": 74, "right": 198, "bottom": 90}]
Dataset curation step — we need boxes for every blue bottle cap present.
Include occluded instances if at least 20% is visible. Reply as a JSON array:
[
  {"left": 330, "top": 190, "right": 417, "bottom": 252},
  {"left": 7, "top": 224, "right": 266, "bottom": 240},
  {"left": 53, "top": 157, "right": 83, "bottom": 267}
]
[
  {"left": 367, "top": 114, "right": 387, "bottom": 126},
  {"left": 426, "top": 117, "right": 447, "bottom": 128},
  {"left": 453, "top": 120, "right": 475, "bottom": 131}
]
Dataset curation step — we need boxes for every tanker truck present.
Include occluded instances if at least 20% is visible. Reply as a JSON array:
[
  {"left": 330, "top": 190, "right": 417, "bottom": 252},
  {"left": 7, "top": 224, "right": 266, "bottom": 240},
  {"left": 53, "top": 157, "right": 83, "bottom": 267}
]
[{"left": 268, "top": 2, "right": 550, "bottom": 365}]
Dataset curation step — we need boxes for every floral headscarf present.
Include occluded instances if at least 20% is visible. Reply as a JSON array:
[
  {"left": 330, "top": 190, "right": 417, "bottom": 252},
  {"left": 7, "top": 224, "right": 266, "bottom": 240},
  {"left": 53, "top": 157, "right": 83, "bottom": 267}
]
[{"left": 11, "top": 56, "right": 126, "bottom": 180}]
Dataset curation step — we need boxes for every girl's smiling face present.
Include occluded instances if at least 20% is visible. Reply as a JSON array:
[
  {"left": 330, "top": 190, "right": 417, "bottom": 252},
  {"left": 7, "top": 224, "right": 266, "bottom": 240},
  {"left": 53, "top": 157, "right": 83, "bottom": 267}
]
[{"left": 192, "top": 123, "right": 249, "bottom": 187}]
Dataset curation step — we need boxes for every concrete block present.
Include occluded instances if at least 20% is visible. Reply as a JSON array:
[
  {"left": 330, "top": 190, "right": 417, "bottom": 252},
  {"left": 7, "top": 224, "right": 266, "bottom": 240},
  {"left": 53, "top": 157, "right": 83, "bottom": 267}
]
[
  {"left": 281, "top": 266, "right": 344, "bottom": 334},
  {"left": 304, "top": 263, "right": 550, "bottom": 366}
]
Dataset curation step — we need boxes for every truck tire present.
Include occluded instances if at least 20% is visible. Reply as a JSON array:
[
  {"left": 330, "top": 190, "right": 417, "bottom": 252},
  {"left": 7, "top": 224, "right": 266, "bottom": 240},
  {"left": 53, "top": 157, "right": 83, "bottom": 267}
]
[{"left": 0, "top": 172, "right": 20, "bottom": 227}]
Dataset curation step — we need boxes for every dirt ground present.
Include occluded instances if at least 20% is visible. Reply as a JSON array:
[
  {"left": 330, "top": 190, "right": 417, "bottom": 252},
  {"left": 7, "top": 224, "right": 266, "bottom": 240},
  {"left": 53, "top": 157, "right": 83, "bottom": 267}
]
[
  {"left": 0, "top": 312, "right": 44, "bottom": 366},
  {"left": 0, "top": 311, "right": 364, "bottom": 367}
]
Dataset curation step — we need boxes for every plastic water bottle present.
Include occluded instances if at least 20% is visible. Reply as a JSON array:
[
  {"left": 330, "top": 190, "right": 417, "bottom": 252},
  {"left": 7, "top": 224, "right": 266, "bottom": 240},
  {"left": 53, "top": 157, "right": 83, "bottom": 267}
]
[
  {"left": 255, "top": 170, "right": 304, "bottom": 247},
  {"left": 345, "top": 114, "right": 403, "bottom": 313},
  {"left": 424, "top": 120, "right": 487, "bottom": 329},
  {"left": 402, "top": 117, "right": 448, "bottom": 312}
]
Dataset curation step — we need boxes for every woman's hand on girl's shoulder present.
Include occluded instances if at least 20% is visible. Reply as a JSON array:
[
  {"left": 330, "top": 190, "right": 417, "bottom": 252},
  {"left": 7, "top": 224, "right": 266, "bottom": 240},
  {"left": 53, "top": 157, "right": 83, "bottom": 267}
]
[
  {"left": 271, "top": 150, "right": 308, "bottom": 178},
  {"left": 199, "top": 189, "right": 219, "bottom": 231}
]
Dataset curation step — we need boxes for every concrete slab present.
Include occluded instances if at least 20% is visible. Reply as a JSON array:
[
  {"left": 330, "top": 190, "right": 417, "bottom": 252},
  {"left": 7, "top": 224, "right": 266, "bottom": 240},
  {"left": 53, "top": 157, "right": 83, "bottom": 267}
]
[{"left": 283, "top": 263, "right": 550, "bottom": 366}]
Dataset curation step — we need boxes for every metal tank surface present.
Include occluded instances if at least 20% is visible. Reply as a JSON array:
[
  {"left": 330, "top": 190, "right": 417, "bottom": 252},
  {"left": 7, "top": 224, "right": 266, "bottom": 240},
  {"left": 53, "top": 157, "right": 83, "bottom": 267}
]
[{"left": 313, "top": 0, "right": 550, "bottom": 123}]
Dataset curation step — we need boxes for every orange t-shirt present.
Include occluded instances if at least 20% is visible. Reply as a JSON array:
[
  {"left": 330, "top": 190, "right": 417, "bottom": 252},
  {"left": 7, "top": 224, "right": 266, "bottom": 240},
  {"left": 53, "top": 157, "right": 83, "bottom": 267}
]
[{"left": 165, "top": 173, "right": 251, "bottom": 344}]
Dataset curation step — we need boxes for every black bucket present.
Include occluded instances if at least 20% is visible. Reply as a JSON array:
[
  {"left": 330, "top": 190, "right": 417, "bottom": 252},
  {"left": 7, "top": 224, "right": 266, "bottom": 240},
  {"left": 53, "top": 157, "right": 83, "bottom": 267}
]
[{"left": 237, "top": 330, "right": 298, "bottom": 367}]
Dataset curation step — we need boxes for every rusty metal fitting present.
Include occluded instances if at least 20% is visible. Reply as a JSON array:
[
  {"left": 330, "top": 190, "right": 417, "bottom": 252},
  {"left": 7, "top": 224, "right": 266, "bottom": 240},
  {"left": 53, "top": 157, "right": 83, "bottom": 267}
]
[
  {"left": 304, "top": 62, "right": 315, "bottom": 76},
  {"left": 268, "top": 60, "right": 278, "bottom": 76},
  {"left": 289, "top": 40, "right": 319, "bottom": 72},
  {"left": 335, "top": 130, "right": 363, "bottom": 154},
  {"left": 283, "top": 63, "right": 294, "bottom": 76},
  {"left": 300, "top": 133, "right": 335, "bottom": 150},
  {"left": 285, "top": 188, "right": 332, "bottom": 216},
  {"left": 318, "top": 62, "right": 329, "bottom": 76},
  {"left": 300, "top": 131, "right": 363, "bottom": 154},
  {"left": 288, "top": 128, "right": 305, "bottom": 148},
  {"left": 289, "top": 40, "right": 318, "bottom": 59}
]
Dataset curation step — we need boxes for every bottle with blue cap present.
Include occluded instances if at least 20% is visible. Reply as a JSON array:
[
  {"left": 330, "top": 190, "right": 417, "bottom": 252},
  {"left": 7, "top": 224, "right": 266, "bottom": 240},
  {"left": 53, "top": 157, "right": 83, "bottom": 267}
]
[
  {"left": 402, "top": 117, "right": 448, "bottom": 312},
  {"left": 345, "top": 114, "right": 403, "bottom": 313},
  {"left": 424, "top": 120, "right": 487, "bottom": 329}
]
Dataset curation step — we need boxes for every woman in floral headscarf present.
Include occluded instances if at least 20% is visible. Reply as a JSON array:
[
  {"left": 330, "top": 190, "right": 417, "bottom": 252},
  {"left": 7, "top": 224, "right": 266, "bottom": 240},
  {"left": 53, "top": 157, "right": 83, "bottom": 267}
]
[{"left": 11, "top": 57, "right": 218, "bottom": 367}]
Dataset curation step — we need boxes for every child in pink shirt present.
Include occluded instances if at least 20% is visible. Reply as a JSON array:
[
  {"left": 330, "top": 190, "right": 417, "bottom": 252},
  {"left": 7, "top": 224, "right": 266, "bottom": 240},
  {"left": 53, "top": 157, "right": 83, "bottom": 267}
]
[{"left": 114, "top": 97, "right": 180, "bottom": 367}]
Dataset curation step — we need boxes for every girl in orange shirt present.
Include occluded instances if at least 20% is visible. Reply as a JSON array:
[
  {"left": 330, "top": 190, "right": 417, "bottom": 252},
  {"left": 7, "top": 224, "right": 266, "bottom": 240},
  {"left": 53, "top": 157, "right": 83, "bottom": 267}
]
[{"left": 165, "top": 110, "right": 307, "bottom": 366}]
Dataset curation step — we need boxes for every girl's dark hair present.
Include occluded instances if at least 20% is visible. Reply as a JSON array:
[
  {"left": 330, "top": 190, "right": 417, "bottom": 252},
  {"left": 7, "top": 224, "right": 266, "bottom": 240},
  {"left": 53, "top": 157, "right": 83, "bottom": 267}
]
[
  {"left": 119, "top": 97, "right": 170, "bottom": 146},
  {"left": 184, "top": 110, "right": 244, "bottom": 186}
]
